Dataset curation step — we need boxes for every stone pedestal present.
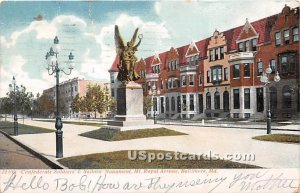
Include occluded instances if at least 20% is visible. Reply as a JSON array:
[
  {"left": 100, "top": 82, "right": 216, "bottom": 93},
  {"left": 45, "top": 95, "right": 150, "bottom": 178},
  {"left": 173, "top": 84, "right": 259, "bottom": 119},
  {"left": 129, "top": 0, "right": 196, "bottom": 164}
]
[{"left": 104, "top": 81, "right": 158, "bottom": 131}]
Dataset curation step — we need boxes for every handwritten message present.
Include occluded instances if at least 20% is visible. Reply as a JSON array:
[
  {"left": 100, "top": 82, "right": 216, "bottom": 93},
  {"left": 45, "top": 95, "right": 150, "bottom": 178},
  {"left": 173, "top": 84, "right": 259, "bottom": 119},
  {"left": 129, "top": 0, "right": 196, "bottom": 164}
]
[{"left": 0, "top": 169, "right": 299, "bottom": 193}]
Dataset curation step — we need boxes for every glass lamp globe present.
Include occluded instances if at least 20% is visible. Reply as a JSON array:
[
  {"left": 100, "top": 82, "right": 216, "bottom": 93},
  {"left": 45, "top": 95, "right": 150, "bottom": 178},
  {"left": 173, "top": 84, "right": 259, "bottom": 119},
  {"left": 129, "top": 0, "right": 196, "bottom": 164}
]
[
  {"left": 265, "top": 64, "right": 272, "bottom": 74},
  {"left": 148, "top": 90, "right": 152, "bottom": 95},
  {"left": 274, "top": 71, "right": 280, "bottom": 82},
  {"left": 9, "top": 84, "right": 13, "bottom": 92},
  {"left": 157, "top": 90, "right": 161, "bottom": 95}
]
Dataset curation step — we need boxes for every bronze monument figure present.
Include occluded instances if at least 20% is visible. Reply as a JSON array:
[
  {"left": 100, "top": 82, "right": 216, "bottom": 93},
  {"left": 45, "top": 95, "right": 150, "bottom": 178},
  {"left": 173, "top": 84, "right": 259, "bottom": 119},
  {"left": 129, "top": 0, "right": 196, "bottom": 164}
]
[{"left": 114, "top": 25, "right": 143, "bottom": 82}]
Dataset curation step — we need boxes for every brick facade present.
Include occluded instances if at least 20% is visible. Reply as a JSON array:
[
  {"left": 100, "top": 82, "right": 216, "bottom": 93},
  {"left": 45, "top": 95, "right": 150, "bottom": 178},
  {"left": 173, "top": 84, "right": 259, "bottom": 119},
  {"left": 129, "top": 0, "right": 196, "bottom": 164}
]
[{"left": 110, "top": 5, "right": 299, "bottom": 119}]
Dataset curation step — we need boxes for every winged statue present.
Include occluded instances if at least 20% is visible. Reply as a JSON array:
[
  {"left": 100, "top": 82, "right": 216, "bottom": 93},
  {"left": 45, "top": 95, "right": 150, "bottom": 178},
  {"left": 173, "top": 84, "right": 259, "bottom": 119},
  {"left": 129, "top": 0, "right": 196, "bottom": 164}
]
[{"left": 114, "top": 25, "right": 143, "bottom": 82}]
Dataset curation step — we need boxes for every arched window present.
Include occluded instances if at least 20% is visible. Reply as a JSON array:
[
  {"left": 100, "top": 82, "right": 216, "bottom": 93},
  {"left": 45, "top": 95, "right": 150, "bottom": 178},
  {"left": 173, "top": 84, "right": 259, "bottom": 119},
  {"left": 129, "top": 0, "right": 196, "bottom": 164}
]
[
  {"left": 270, "top": 87, "right": 277, "bottom": 111},
  {"left": 206, "top": 92, "right": 211, "bottom": 110},
  {"left": 223, "top": 91, "right": 229, "bottom": 112},
  {"left": 171, "top": 97, "right": 175, "bottom": 111},
  {"left": 214, "top": 91, "right": 220, "bottom": 109},
  {"left": 166, "top": 97, "right": 169, "bottom": 111},
  {"left": 282, "top": 86, "right": 292, "bottom": 108}
]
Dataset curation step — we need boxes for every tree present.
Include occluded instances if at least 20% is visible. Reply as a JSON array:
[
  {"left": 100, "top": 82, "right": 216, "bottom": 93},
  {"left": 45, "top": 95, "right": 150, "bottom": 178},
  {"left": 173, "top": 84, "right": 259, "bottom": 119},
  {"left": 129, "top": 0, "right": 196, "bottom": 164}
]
[
  {"left": 71, "top": 94, "right": 81, "bottom": 113},
  {"left": 143, "top": 96, "right": 153, "bottom": 116},
  {"left": 36, "top": 93, "right": 55, "bottom": 117},
  {"left": 6, "top": 85, "right": 34, "bottom": 116},
  {"left": 81, "top": 84, "right": 113, "bottom": 118}
]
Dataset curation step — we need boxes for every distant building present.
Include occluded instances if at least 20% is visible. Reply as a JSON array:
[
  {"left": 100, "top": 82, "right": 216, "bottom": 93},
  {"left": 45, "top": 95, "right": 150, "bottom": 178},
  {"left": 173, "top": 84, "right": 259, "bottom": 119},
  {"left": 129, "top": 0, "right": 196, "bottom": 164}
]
[
  {"left": 43, "top": 77, "right": 110, "bottom": 118},
  {"left": 109, "top": 5, "right": 299, "bottom": 120}
]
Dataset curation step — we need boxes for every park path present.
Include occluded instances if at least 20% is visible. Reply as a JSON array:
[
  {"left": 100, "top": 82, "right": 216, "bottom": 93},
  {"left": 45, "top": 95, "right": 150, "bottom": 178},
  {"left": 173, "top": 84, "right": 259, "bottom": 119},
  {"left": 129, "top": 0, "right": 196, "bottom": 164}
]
[{"left": 0, "top": 132, "right": 51, "bottom": 169}]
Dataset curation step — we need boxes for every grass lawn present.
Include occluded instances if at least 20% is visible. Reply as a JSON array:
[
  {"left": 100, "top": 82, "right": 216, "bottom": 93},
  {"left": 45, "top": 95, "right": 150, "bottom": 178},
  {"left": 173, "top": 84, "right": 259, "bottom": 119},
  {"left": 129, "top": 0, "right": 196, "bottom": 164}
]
[
  {"left": 58, "top": 150, "right": 260, "bottom": 169},
  {"left": 36, "top": 119, "right": 104, "bottom": 127},
  {"left": 79, "top": 128, "right": 187, "bottom": 141},
  {"left": 0, "top": 121, "right": 54, "bottom": 135},
  {"left": 253, "top": 134, "right": 300, "bottom": 144}
]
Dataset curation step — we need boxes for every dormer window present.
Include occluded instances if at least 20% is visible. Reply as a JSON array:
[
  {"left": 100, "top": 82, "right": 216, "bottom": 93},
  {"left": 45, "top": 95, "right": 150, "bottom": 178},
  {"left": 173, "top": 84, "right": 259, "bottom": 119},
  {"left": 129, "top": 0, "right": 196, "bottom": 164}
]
[
  {"left": 252, "top": 38, "right": 257, "bottom": 51},
  {"left": 152, "top": 65, "right": 160, "bottom": 73},
  {"left": 245, "top": 40, "right": 250, "bottom": 52},
  {"left": 186, "top": 55, "right": 198, "bottom": 65},
  {"left": 220, "top": 47, "right": 224, "bottom": 59},
  {"left": 238, "top": 42, "right": 243, "bottom": 52}
]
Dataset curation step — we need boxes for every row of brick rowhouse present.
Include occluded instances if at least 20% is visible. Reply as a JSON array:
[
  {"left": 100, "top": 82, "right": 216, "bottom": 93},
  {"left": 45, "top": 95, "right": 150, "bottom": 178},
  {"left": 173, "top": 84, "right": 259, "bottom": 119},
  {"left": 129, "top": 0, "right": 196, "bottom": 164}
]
[{"left": 109, "top": 5, "right": 299, "bottom": 120}]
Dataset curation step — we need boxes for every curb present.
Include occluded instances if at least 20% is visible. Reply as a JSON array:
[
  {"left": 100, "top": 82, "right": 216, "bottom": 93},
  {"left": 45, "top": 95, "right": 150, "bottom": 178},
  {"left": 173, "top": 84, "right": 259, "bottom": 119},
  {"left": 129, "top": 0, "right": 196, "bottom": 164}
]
[
  {"left": 157, "top": 122, "right": 300, "bottom": 132},
  {"left": 0, "top": 130, "right": 64, "bottom": 169}
]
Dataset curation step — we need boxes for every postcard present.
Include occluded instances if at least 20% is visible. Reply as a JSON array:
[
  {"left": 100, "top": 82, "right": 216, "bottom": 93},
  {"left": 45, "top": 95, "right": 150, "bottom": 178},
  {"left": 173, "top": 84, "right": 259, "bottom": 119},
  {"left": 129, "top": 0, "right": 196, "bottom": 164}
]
[{"left": 0, "top": 0, "right": 299, "bottom": 193}]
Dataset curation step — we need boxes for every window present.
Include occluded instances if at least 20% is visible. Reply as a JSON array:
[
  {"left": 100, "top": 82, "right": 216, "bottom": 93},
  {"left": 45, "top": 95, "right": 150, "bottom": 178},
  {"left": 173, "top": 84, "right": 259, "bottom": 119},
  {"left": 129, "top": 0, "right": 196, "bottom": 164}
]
[
  {"left": 111, "top": 90, "right": 115, "bottom": 97},
  {"left": 282, "top": 86, "right": 292, "bottom": 108},
  {"left": 244, "top": 63, "right": 250, "bottom": 77},
  {"left": 256, "top": 88, "right": 264, "bottom": 112},
  {"left": 211, "top": 67, "right": 222, "bottom": 82},
  {"left": 238, "top": 42, "right": 243, "bottom": 52},
  {"left": 171, "top": 97, "right": 175, "bottom": 111},
  {"left": 190, "top": 94, "right": 194, "bottom": 111},
  {"left": 209, "top": 50, "right": 213, "bottom": 61},
  {"left": 110, "top": 75, "right": 115, "bottom": 83},
  {"left": 252, "top": 38, "right": 257, "bottom": 51},
  {"left": 182, "top": 95, "right": 187, "bottom": 111},
  {"left": 160, "top": 80, "right": 163, "bottom": 89},
  {"left": 257, "top": 62, "right": 263, "bottom": 76},
  {"left": 198, "top": 94, "right": 203, "bottom": 113},
  {"left": 160, "top": 97, "right": 164, "bottom": 113},
  {"left": 245, "top": 40, "right": 250, "bottom": 52},
  {"left": 270, "top": 60, "right": 276, "bottom": 73},
  {"left": 244, "top": 88, "right": 250, "bottom": 109},
  {"left": 181, "top": 75, "right": 186, "bottom": 86},
  {"left": 223, "top": 91, "right": 229, "bottom": 112},
  {"left": 275, "top": 32, "right": 281, "bottom": 46},
  {"left": 280, "top": 53, "right": 296, "bottom": 73},
  {"left": 233, "top": 89, "right": 240, "bottom": 109},
  {"left": 168, "top": 79, "right": 172, "bottom": 89},
  {"left": 153, "top": 98, "right": 157, "bottom": 111},
  {"left": 166, "top": 97, "right": 169, "bottom": 111},
  {"left": 147, "top": 82, "right": 151, "bottom": 91},
  {"left": 233, "top": 64, "right": 240, "bottom": 78},
  {"left": 189, "top": 74, "right": 194, "bottom": 86},
  {"left": 220, "top": 47, "right": 224, "bottom": 59},
  {"left": 206, "top": 92, "right": 211, "bottom": 110},
  {"left": 215, "top": 48, "right": 219, "bottom": 60},
  {"left": 198, "top": 73, "right": 202, "bottom": 85},
  {"left": 214, "top": 92, "right": 220, "bottom": 109},
  {"left": 224, "top": 67, "right": 228, "bottom": 81},
  {"left": 186, "top": 57, "right": 190, "bottom": 66},
  {"left": 293, "top": 27, "right": 299, "bottom": 42},
  {"left": 190, "top": 56, "right": 194, "bottom": 66},
  {"left": 207, "top": 70, "right": 210, "bottom": 83},
  {"left": 284, "top": 30, "right": 290, "bottom": 44}
]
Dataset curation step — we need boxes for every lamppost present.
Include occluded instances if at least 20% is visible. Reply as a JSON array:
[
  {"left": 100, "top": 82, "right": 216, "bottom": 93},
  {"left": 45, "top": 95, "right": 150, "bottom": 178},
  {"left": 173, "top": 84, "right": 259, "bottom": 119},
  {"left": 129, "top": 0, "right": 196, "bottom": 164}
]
[
  {"left": 45, "top": 36, "right": 74, "bottom": 158},
  {"left": 149, "top": 84, "right": 160, "bottom": 124},
  {"left": 9, "top": 76, "right": 18, "bottom": 136},
  {"left": 260, "top": 65, "right": 280, "bottom": 134}
]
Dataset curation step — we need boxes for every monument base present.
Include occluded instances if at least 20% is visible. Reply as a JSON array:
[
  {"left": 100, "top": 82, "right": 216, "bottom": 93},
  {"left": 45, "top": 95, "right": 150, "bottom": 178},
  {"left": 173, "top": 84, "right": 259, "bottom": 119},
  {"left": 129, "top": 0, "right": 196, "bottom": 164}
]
[{"left": 103, "top": 81, "right": 158, "bottom": 131}]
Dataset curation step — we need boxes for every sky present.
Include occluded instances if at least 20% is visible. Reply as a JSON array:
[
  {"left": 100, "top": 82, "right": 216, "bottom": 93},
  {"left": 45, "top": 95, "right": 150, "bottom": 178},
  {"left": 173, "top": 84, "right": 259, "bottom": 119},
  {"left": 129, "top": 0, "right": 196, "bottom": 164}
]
[{"left": 0, "top": 0, "right": 299, "bottom": 97}]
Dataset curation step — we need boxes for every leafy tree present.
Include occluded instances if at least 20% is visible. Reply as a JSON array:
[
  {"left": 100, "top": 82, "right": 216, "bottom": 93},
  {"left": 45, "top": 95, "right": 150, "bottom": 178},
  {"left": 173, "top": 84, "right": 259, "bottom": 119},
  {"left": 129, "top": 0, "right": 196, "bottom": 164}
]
[
  {"left": 6, "top": 85, "right": 34, "bottom": 116},
  {"left": 81, "top": 84, "right": 113, "bottom": 118},
  {"left": 71, "top": 94, "right": 82, "bottom": 113},
  {"left": 36, "top": 93, "right": 55, "bottom": 117},
  {"left": 143, "top": 96, "right": 153, "bottom": 115}
]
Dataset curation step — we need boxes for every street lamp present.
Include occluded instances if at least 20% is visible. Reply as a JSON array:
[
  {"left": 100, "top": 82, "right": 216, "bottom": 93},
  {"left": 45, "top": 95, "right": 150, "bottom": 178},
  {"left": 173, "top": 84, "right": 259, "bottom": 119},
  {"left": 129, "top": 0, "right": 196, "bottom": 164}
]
[
  {"left": 149, "top": 84, "right": 160, "bottom": 124},
  {"left": 260, "top": 65, "right": 280, "bottom": 134},
  {"left": 45, "top": 36, "right": 75, "bottom": 158},
  {"left": 9, "top": 76, "right": 18, "bottom": 136}
]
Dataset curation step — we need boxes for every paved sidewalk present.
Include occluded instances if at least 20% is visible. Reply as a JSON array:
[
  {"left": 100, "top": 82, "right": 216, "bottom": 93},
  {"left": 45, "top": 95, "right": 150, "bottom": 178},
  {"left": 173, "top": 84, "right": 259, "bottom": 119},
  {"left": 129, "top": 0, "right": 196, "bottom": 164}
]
[
  {"left": 12, "top": 119, "right": 300, "bottom": 169},
  {"left": 0, "top": 132, "right": 51, "bottom": 169}
]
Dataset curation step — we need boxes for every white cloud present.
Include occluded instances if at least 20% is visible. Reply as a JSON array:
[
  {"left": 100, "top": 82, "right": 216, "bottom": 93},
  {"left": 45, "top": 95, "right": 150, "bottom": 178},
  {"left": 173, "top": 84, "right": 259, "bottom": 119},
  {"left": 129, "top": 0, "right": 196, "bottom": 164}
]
[{"left": 155, "top": 0, "right": 299, "bottom": 47}]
